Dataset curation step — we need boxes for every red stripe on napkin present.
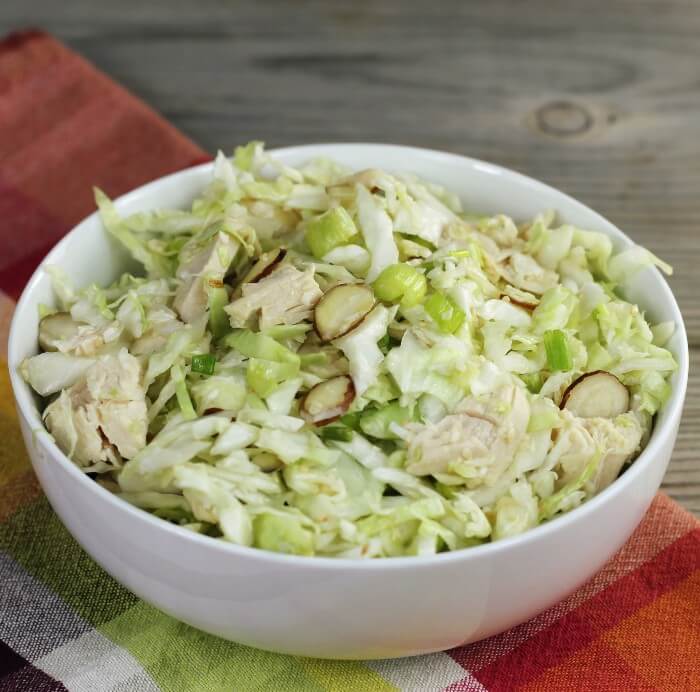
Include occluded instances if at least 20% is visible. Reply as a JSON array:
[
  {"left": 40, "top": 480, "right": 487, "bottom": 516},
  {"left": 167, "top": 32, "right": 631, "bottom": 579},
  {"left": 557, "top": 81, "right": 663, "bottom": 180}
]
[{"left": 0, "top": 29, "right": 209, "bottom": 299}]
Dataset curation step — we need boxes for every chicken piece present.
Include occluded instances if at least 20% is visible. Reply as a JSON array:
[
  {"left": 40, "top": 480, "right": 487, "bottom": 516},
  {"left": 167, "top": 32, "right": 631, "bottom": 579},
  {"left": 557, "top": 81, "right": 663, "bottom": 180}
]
[
  {"left": 43, "top": 349, "right": 148, "bottom": 467},
  {"left": 44, "top": 317, "right": 122, "bottom": 358},
  {"left": 497, "top": 252, "right": 559, "bottom": 295},
  {"left": 405, "top": 384, "right": 530, "bottom": 485},
  {"left": 225, "top": 264, "right": 323, "bottom": 329},
  {"left": 130, "top": 307, "right": 183, "bottom": 357},
  {"left": 98, "top": 401, "right": 150, "bottom": 459},
  {"left": 131, "top": 331, "right": 169, "bottom": 357},
  {"left": 405, "top": 413, "right": 496, "bottom": 478},
  {"left": 554, "top": 411, "right": 642, "bottom": 495},
  {"left": 583, "top": 414, "right": 642, "bottom": 493},
  {"left": 44, "top": 390, "right": 118, "bottom": 468},
  {"left": 59, "top": 326, "right": 107, "bottom": 357},
  {"left": 458, "top": 383, "right": 530, "bottom": 483},
  {"left": 546, "top": 411, "right": 597, "bottom": 482},
  {"left": 85, "top": 348, "right": 144, "bottom": 401},
  {"left": 174, "top": 231, "right": 238, "bottom": 323},
  {"left": 457, "top": 383, "right": 530, "bottom": 432}
]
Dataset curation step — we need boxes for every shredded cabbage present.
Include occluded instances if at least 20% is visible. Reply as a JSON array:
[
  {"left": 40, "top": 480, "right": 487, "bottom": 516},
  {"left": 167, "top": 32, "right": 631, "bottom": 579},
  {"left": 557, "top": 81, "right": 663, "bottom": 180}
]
[{"left": 23, "top": 142, "right": 677, "bottom": 558}]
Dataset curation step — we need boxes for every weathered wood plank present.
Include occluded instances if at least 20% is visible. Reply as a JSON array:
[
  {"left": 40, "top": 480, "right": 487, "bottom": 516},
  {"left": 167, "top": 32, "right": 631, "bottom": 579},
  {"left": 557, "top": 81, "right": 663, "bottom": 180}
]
[
  {"left": 1, "top": 0, "right": 697, "bottom": 514},
  {"left": 665, "top": 346, "right": 700, "bottom": 515}
]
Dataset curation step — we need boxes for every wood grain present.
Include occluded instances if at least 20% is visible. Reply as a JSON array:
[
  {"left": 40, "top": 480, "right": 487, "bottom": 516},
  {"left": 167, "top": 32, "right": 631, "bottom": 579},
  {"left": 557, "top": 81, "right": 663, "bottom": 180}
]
[{"left": 1, "top": 0, "right": 698, "bottom": 514}]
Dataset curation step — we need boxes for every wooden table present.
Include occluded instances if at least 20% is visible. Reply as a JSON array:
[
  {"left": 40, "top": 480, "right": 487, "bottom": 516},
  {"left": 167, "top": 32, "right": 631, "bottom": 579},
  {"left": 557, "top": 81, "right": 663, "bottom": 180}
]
[{"left": 2, "top": 0, "right": 698, "bottom": 515}]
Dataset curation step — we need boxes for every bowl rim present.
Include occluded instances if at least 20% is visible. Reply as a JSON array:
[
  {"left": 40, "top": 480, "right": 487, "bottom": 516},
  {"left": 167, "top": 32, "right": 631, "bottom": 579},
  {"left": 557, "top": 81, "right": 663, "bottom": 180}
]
[{"left": 8, "top": 142, "right": 689, "bottom": 571}]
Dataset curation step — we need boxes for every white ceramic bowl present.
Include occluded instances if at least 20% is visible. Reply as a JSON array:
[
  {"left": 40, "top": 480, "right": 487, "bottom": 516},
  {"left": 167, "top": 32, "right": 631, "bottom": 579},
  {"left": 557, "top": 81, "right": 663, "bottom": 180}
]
[{"left": 8, "top": 145, "right": 688, "bottom": 660}]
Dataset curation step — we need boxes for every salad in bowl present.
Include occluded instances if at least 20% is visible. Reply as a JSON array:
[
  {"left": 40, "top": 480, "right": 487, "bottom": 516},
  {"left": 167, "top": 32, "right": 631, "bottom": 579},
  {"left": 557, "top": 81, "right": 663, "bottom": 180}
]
[{"left": 20, "top": 142, "right": 677, "bottom": 559}]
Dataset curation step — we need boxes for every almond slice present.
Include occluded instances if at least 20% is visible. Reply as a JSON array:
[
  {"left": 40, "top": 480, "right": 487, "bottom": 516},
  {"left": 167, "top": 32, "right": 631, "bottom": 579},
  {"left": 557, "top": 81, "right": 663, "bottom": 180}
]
[
  {"left": 300, "top": 375, "right": 355, "bottom": 426},
  {"left": 500, "top": 285, "right": 539, "bottom": 311},
  {"left": 313, "top": 284, "right": 375, "bottom": 342},
  {"left": 38, "top": 312, "right": 82, "bottom": 351},
  {"left": 240, "top": 248, "right": 287, "bottom": 285},
  {"left": 561, "top": 370, "right": 630, "bottom": 418},
  {"left": 250, "top": 451, "right": 284, "bottom": 472}
]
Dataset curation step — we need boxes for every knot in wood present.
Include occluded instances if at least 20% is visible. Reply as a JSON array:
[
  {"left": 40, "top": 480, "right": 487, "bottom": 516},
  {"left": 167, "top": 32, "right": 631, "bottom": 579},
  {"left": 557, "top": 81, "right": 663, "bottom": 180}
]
[{"left": 535, "top": 101, "right": 593, "bottom": 137}]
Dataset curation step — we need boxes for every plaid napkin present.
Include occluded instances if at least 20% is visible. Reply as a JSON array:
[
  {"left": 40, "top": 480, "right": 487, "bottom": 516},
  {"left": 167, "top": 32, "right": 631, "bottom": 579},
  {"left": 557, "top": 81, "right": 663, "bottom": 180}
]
[{"left": 1, "top": 31, "right": 698, "bottom": 692}]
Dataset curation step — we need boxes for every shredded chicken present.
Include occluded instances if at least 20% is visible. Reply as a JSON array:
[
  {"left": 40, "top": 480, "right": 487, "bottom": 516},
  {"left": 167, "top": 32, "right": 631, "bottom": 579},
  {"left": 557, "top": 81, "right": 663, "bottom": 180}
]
[
  {"left": 130, "top": 307, "right": 184, "bottom": 357},
  {"left": 225, "top": 264, "right": 322, "bottom": 329},
  {"left": 405, "top": 384, "right": 529, "bottom": 485},
  {"left": 47, "top": 320, "right": 123, "bottom": 358},
  {"left": 54, "top": 325, "right": 105, "bottom": 356},
  {"left": 405, "top": 413, "right": 496, "bottom": 478},
  {"left": 84, "top": 348, "right": 144, "bottom": 402},
  {"left": 174, "top": 231, "right": 238, "bottom": 323},
  {"left": 554, "top": 411, "right": 642, "bottom": 494},
  {"left": 583, "top": 414, "right": 642, "bottom": 493},
  {"left": 43, "top": 349, "right": 148, "bottom": 466},
  {"left": 44, "top": 390, "right": 117, "bottom": 468}
]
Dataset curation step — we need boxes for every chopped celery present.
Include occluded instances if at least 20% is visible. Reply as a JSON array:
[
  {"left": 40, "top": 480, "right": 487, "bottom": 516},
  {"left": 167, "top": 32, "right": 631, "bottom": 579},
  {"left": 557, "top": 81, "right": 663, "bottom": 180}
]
[
  {"left": 373, "top": 263, "right": 427, "bottom": 308},
  {"left": 520, "top": 372, "right": 543, "bottom": 393},
  {"left": 207, "top": 286, "right": 230, "bottom": 340},
  {"left": 171, "top": 364, "right": 197, "bottom": 420},
  {"left": 544, "top": 329, "right": 573, "bottom": 372},
  {"left": 425, "top": 292, "right": 465, "bottom": 333},
  {"left": 226, "top": 330, "right": 300, "bottom": 367},
  {"left": 305, "top": 206, "right": 357, "bottom": 259},
  {"left": 360, "top": 402, "right": 413, "bottom": 439},
  {"left": 191, "top": 353, "right": 216, "bottom": 375},
  {"left": 319, "top": 426, "right": 354, "bottom": 442},
  {"left": 339, "top": 411, "right": 362, "bottom": 430},
  {"left": 247, "top": 358, "right": 299, "bottom": 397}
]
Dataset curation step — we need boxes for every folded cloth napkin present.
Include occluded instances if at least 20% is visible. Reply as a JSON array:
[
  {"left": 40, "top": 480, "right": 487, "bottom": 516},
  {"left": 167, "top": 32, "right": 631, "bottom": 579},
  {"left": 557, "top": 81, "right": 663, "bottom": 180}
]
[{"left": 0, "top": 30, "right": 698, "bottom": 692}]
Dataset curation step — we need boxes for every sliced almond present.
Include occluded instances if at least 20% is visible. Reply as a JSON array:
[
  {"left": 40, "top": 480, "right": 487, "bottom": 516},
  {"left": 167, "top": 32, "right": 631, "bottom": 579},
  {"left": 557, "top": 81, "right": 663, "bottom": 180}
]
[
  {"left": 313, "top": 284, "right": 375, "bottom": 342},
  {"left": 240, "top": 248, "right": 287, "bottom": 285},
  {"left": 251, "top": 451, "right": 284, "bottom": 472},
  {"left": 300, "top": 375, "right": 355, "bottom": 426},
  {"left": 338, "top": 169, "right": 384, "bottom": 189},
  {"left": 38, "top": 312, "right": 82, "bottom": 352},
  {"left": 500, "top": 285, "right": 539, "bottom": 311},
  {"left": 497, "top": 252, "right": 558, "bottom": 295},
  {"left": 561, "top": 371, "right": 630, "bottom": 418}
]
